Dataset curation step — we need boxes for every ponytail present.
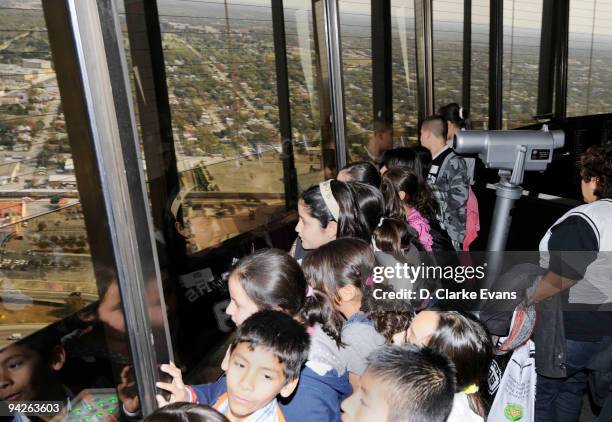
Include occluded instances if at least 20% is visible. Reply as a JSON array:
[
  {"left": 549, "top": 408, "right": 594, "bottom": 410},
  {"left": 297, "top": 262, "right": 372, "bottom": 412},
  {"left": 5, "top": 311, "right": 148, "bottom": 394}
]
[
  {"left": 301, "top": 238, "right": 375, "bottom": 346},
  {"left": 380, "top": 177, "right": 405, "bottom": 219},
  {"left": 438, "top": 102, "right": 470, "bottom": 130},
  {"left": 384, "top": 168, "right": 439, "bottom": 221},
  {"left": 361, "top": 284, "right": 415, "bottom": 343},
  {"left": 372, "top": 217, "right": 425, "bottom": 260},
  {"left": 299, "top": 287, "right": 345, "bottom": 347}
]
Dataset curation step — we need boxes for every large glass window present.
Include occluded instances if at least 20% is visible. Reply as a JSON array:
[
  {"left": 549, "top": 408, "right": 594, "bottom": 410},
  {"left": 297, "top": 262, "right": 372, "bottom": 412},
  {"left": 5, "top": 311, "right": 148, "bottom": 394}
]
[
  {"left": 471, "top": 0, "right": 489, "bottom": 128},
  {"left": 567, "top": 0, "right": 612, "bottom": 117},
  {"left": 433, "top": 0, "right": 464, "bottom": 111},
  {"left": 0, "top": 3, "right": 142, "bottom": 418},
  {"left": 0, "top": 2, "right": 96, "bottom": 343},
  {"left": 338, "top": 0, "right": 374, "bottom": 161},
  {"left": 502, "top": 0, "right": 543, "bottom": 128},
  {"left": 391, "top": 0, "right": 418, "bottom": 143},
  {"left": 153, "top": 0, "right": 288, "bottom": 253},
  {"left": 284, "top": 0, "right": 325, "bottom": 190}
]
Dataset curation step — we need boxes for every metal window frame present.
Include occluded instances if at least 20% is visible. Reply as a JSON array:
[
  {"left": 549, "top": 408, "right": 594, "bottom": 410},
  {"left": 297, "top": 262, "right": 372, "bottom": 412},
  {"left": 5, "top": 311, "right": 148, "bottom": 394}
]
[
  {"left": 488, "top": 0, "right": 503, "bottom": 129},
  {"left": 462, "top": 0, "right": 472, "bottom": 113},
  {"left": 312, "top": 0, "right": 347, "bottom": 173},
  {"left": 414, "top": 0, "right": 434, "bottom": 123},
  {"left": 271, "top": 0, "right": 299, "bottom": 209},
  {"left": 537, "top": 0, "right": 569, "bottom": 121},
  {"left": 42, "top": 0, "right": 173, "bottom": 415},
  {"left": 553, "top": 0, "right": 569, "bottom": 121},
  {"left": 324, "top": 0, "right": 347, "bottom": 171},
  {"left": 372, "top": 0, "right": 393, "bottom": 127},
  {"left": 536, "top": 0, "right": 555, "bottom": 117}
]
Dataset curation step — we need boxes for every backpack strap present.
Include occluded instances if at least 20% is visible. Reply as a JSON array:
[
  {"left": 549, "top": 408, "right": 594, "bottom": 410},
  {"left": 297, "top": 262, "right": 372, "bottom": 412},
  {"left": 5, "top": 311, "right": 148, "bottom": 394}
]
[{"left": 437, "top": 149, "right": 457, "bottom": 179}]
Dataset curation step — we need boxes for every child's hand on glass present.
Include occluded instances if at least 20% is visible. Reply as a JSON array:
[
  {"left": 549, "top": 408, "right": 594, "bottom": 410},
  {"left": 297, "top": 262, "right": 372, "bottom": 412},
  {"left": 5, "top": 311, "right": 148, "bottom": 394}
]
[{"left": 156, "top": 362, "right": 190, "bottom": 407}]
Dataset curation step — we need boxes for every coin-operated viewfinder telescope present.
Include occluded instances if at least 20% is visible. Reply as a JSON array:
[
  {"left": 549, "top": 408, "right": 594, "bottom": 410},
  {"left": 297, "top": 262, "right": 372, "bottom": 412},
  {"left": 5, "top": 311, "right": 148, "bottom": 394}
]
[{"left": 454, "top": 126, "right": 565, "bottom": 252}]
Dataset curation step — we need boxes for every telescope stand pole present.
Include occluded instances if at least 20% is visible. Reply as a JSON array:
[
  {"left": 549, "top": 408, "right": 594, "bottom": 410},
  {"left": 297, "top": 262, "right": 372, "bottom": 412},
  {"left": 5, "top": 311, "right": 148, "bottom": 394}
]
[
  {"left": 484, "top": 146, "right": 527, "bottom": 289},
  {"left": 481, "top": 182, "right": 523, "bottom": 295}
]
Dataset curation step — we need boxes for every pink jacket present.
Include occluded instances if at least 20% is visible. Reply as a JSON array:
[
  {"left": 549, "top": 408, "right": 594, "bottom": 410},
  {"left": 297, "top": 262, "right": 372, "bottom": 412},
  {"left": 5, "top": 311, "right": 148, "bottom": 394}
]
[
  {"left": 462, "top": 187, "right": 480, "bottom": 251},
  {"left": 406, "top": 208, "right": 433, "bottom": 252}
]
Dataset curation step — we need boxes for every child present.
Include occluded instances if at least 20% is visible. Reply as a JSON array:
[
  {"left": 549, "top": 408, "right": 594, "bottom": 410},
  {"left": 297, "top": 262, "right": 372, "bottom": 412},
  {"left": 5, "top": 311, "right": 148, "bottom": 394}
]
[
  {"left": 301, "top": 238, "right": 385, "bottom": 390},
  {"left": 340, "top": 345, "right": 456, "bottom": 422},
  {"left": 292, "top": 179, "right": 369, "bottom": 261},
  {"left": 437, "top": 102, "right": 475, "bottom": 183},
  {"left": 0, "top": 327, "right": 70, "bottom": 422},
  {"left": 438, "top": 103, "right": 480, "bottom": 250},
  {"left": 174, "top": 249, "right": 350, "bottom": 422},
  {"left": 420, "top": 116, "right": 469, "bottom": 250},
  {"left": 394, "top": 310, "right": 493, "bottom": 421},
  {"left": 382, "top": 168, "right": 434, "bottom": 251},
  {"left": 157, "top": 310, "right": 310, "bottom": 422}
]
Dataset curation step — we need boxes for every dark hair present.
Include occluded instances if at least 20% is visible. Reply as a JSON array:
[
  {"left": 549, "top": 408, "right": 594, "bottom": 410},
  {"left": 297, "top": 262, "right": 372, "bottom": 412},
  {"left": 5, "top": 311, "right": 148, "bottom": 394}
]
[
  {"left": 144, "top": 403, "right": 229, "bottom": 422},
  {"left": 412, "top": 146, "right": 433, "bottom": 178},
  {"left": 362, "top": 284, "right": 415, "bottom": 343},
  {"left": 16, "top": 324, "right": 63, "bottom": 363},
  {"left": 380, "top": 147, "right": 418, "bottom": 174},
  {"left": 372, "top": 217, "right": 425, "bottom": 260},
  {"left": 349, "top": 181, "right": 385, "bottom": 237},
  {"left": 366, "top": 345, "right": 456, "bottom": 422},
  {"left": 380, "top": 176, "right": 405, "bottom": 220},
  {"left": 339, "top": 161, "right": 382, "bottom": 188},
  {"left": 384, "top": 168, "right": 439, "bottom": 220},
  {"left": 301, "top": 238, "right": 375, "bottom": 345},
  {"left": 421, "top": 116, "right": 448, "bottom": 141},
  {"left": 580, "top": 143, "right": 612, "bottom": 199},
  {"left": 427, "top": 311, "right": 493, "bottom": 416},
  {"left": 230, "top": 310, "right": 310, "bottom": 381},
  {"left": 300, "top": 181, "right": 371, "bottom": 242},
  {"left": 438, "top": 103, "right": 470, "bottom": 130},
  {"left": 231, "top": 249, "right": 306, "bottom": 317}
]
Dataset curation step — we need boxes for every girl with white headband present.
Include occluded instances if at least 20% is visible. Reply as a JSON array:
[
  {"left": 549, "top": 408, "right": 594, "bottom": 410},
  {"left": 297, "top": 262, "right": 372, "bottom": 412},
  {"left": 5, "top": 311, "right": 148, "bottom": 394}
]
[{"left": 292, "top": 180, "right": 370, "bottom": 261}]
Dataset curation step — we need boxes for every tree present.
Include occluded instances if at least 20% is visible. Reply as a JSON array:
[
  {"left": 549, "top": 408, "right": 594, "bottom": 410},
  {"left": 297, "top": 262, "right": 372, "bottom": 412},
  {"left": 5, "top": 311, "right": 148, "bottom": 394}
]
[{"left": 50, "top": 195, "right": 60, "bottom": 205}]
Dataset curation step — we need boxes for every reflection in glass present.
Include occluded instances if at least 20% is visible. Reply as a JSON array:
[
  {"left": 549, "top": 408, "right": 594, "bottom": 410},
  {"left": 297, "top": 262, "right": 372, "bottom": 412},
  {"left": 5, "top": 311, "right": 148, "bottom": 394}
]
[
  {"left": 177, "top": 157, "right": 286, "bottom": 252},
  {"left": 0, "top": 2, "right": 96, "bottom": 347},
  {"left": 0, "top": 3, "right": 142, "bottom": 418},
  {"left": 0, "top": 204, "right": 95, "bottom": 349},
  {"left": 391, "top": 0, "right": 418, "bottom": 144},
  {"left": 284, "top": 2, "right": 325, "bottom": 191},
  {"left": 338, "top": 0, "right": 375, "bottom": 162},
  {"left": 567, "top": 0, "right": 612, "bottom": 117},
  {"left": 150, "top": 0, "right": 293, "bottom": 253},
  {"left": 502, "top": 0, "right": 543, "bottom": 128}
]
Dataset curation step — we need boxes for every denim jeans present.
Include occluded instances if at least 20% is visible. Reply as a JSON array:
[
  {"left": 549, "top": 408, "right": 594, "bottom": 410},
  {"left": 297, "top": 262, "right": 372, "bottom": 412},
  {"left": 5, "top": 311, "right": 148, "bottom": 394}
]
[{"left": 535, "top": 339, "right": 602, "bottom": 422}]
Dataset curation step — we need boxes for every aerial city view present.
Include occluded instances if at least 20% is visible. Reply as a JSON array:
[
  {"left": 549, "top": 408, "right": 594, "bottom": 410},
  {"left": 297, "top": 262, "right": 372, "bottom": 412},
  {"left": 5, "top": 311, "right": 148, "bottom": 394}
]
[{"left": 0, "top": 0, "right": 611, "bottom": 344}]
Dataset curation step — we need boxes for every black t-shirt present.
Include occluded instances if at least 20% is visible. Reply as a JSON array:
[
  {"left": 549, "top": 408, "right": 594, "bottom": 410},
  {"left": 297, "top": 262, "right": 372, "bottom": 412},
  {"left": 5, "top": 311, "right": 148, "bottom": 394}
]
[{"left": 548, "top": 215, "right": 611, "bottom": 341}]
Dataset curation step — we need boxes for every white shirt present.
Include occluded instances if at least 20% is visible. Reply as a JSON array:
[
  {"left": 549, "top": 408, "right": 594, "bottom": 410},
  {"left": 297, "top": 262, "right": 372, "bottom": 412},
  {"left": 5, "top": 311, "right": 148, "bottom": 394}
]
[{"left": 447, "top": 392, "right": 483, "bottom": 422}]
